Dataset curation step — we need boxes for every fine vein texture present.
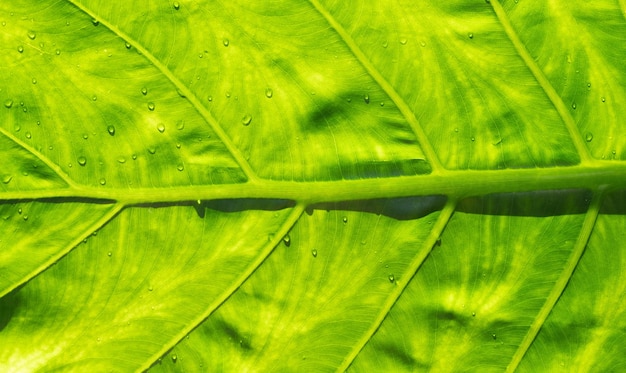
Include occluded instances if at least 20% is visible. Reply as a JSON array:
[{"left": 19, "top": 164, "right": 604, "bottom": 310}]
[{"left": 0, "top": 0, "right": 625, "bottom": 371}]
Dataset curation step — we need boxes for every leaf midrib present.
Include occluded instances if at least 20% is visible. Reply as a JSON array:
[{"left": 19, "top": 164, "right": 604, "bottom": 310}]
[{"left": 2, "top": 162, "right": 625, "bottom": 204}]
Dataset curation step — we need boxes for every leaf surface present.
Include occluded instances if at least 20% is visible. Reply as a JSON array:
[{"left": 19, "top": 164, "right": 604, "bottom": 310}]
[{"left": 1, "top": 0, "right": 625, "bottom": 372}]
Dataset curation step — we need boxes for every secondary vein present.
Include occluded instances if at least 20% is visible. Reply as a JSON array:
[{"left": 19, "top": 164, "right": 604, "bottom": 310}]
[
  {"left": 489, "top": 0, "right": 593, "bottom": 164},
  {"left": 65, "top": 0, "right": 259, "bottom": 182},
  {"left": 307, "top": 0, "right": 444, "bottom": 173},
  {"left": 338, "top": 199, "right": 456, "bottom": 371},
  {"left": 505, "top": 190, "right": 603, "bottom": 372}
]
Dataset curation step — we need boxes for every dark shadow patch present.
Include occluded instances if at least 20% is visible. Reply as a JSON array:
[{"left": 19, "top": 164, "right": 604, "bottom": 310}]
[
  {"left": 0, "top": 285, "right": 22, "bottom": 332},
  {"left": 600, "top": 189, "right": 626, "bottom": 214},
  {"left": 309, "top": 196, "right": 446, "bottom": 220},
  {"left": 456, "top": 189, "right": 592, "bottom": 217}
]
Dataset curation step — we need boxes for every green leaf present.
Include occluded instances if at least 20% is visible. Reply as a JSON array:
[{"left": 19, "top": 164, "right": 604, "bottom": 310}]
[{"left": 1, "top": 0, "right": 625, "bottom": 371}]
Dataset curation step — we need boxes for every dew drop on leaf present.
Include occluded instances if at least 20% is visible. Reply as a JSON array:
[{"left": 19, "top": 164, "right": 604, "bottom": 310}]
[
  {"left": 117, "top": 157, "right": 126, "bottom": 164},
  {"left": 148, "top": 147, "right": 157, "bottom": 154},
  {"left": 171, "top": 354, "right": 178, "bottom": 363},
  {"left": 388, "top": 274, "right": 395, "bottom": 283},
  {"left": 107, "top": 252, "right": 112, "bottom": 257},
  {"left": 342, "top": 216, "right": 348, "bottom": 224},
  {"left": 141, "top": 87, "right": 148, "bottom": 95},
  {"left": 77, "top": 156, "right": 87, "bottom": 166},
  {"left": 4, "top": 99, "right": 13, "bottom": 108},
  {"left": 99, "top": 178, "right": 106, "bottom": 185},
  {"left": 364, "top": 94, "right": 370, "bottom": 104},
  {"left": 107, "top": 125, "right": 115, "bottom": 136},
  {"left": 176, "top": 121, "right": 185, "bottom": 130},
  {"left": 173, "top": 2, "right": 180, "bottom": 10},
  {"left": 17, "top": 46, "right": 24, "bottom": 53},
  {"left": 601, "top": 97, "right": 606, "bottom": 102},
  {"left": 468, "top": 33, "right": 474, "bottom": 39},
  {"left": 223, "top": 38, "right": 229, "bottom": 47},
  {"left": 242, "top": 115, "right": 252, "bottom": 126},
  {"left": 32, "top": 78, "right": 37, "bottom": 84},
  {"left": 148, "top": 102, "right": 155, "bottom": 111},
  {"left": 25, "top": 132, "right": 31, "bottom": 139},
  {"left": 283, "top": 234, "right": 291, "bottom": 247},
  {"left": 311, "top": 249, "right": 317, "bottom": 257},
  {"left": 157, "top": 123, "right": 165, "bottom": 133},
  {"left": 571, "top": 102, "right": 576, "bottom": 110},
  {"left": 399, "top": 37, "right": 407, "bottom": 45},
  {"left": 585, "top": 132, "right": 593, "bottom": 142},
  {"left": 27, "top": 31, "right": 36, "bottom": 40},
  {"left": 265, "top": 88, "right": 273, "bottom": 98},
  {"left": 92, "top": 19, "right": 99, "bottom": 26},
  {"left": 2, "top": 175, "right": 12, "bottom": 184},
  {"left": 125, "top": 42, "right": 131, "bottom": 49},
  {"left": 177, "top": 164, "right": 184, "bottom": 171}
]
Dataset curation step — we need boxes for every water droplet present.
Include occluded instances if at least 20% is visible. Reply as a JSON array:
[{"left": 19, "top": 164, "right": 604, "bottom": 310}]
[
  {"left": 92, "top": 95, "right": 97, "bottom": 101},
  {"left": 207, "top": 96, "right": 213, "bottom": 102},
  {"left": 468, "top": 33, "right": 474, "bottom": 39},
  {"left": 471, "top": 137, "right": 475, "bottom": 142},
  {"left": 55, "top": 49, "right": 60, "bottom": 55},
  {"left": 32, "top": 78, "right": 37, "bottom": 84},
  {"left": 382, "top": 41, "right": 388, "bottom": 48},
  {"left": 117, "top": 157, "right": 126, "bottom": 163},
  {"left": 176, "top": 121, "right": 185, "bottom": 130},
  {"left": 177, "top": 164, "right": 184, "bottom": 171},
  {"left": 17, "top": 46, "right": 24, "bottom": 53},
  {"left": 388, "top": 274, "right": 395, "bottom": 283},
  {"left": 225, "top": 92, "right": 231, "bottom": 98},
  {"left": 77, "top": 156, "right": 87, "bottom": 166},
  {"left": 157, "top": 123, "right": 165, "bottom": 133},
  {"left": 585, "top": 132, "right": 593, "bottom": 142},
  {"left": 601, "top": 97, "right": 606, "bottom": 102},
  {"left": 25, "top": 132, "right": 31, "bottom": 139},
  {"left": 176, "top": 143, "right": 181, "bottom": 149},
  {"left": 148, "top": 285, "right": 153, "bottom": 291},
  {"left": 27, "top": 31, "right": 36, "bottom": 40},
  {"left": 242, "top": 115, "right": 252, "bottom": 126},
  {"left": 265, "top": 88, "right": 273, "bottom": 98},
  {"left": 2, "top": 175, "right": 12, "bottom": 184},
  {"left": 364, "top": 94, "right": 370, "bottom": 104},
  {"left": 399, "top": 37, "right": 407, "bottom": 45},
  {"left": 107, "top": 251, "right": 112, "bottom": 257},
  {"left": 171, "top": 354, "right": 178, "bottom": 363},
  {"left": 92, "top": 19, "right": 99, "bottom": 26},
  {"left": 148, "top": 102, "right": 155, "bottom": 111},
  {"left": 173, "top": 2, "right": 180, "bottom": 10},
  {"left": 106, "top": 125, "right": 116, "bottom": 136},
  {"left": 571, "top": 103, "right": 576, "bottom": 110},
  {"left": 342, "top": 216, "right": 348, "bottom": 224},
  {"left": 23, "top": 215, "right": 28, "bottom": 221},
  {"left": 4, "top": 100, "right": 13, "bottom": 108},
  {"left": 132, "top": 154, "right": 137, "bottom": 160},
  {"left": 435, "top": 237, "right": 442, "bottom": 246},
  {"left": 141, "top": 87, "right": 148, "bottom": 95},
  {"left": 223, "top": 38, "right": 229, "bottom": 47},
  {"left": 125, "top": 42, "right": 131, "bottom": 49},
  {"left": 311, "top": 249, "right": 317, "bottom": 257},
  {"left": 492, "top": 333, "right": 497, "bottom": 340},
  {"left": 148, "top": 147, "right": 157, "bottom": 154},
  {"left": 283, "top": 234, "right": 291, "bottom": 247},
  {"left": 420, "top": 41, "right": 426, "bottom": 47},
  {"left": 99, "top": 178, "right": 106, "bottom": 185},
  {"left": 472, "top": 312, "right": 476, "bottom": 317}
]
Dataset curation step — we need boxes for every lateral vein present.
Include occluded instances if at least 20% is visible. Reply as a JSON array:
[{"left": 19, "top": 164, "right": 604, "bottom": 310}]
[
  {"left": 489, "top": 0, "right": 593, "bottom": 164},
  {"left": 307, "top": 0, "right": 444, "bottom": 172},
  {"left": 505, "top": 190, "right": 603, "bottom": 372}
]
